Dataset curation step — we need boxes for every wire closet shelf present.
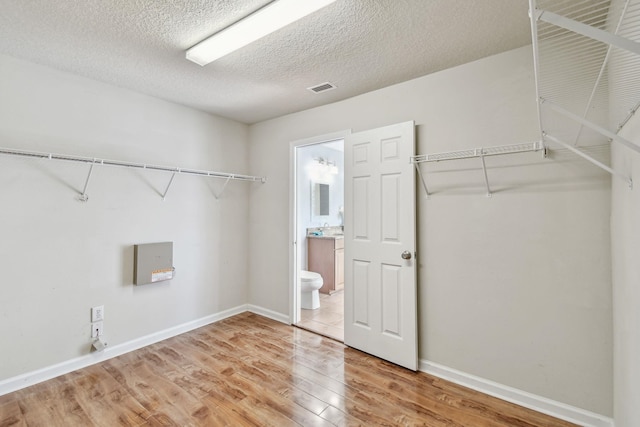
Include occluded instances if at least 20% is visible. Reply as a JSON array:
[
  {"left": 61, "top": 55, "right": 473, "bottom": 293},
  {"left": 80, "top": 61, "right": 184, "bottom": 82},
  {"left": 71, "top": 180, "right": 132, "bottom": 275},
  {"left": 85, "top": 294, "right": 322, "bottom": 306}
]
[
  {"left": 410, "top": 141, "right": 546, "bottom": 198},
  {"left": 529, "top": 0, "right": 640, "bottom": 187},
  {"left": 0, "top": 146, "right": 266, "bottom": 202}
]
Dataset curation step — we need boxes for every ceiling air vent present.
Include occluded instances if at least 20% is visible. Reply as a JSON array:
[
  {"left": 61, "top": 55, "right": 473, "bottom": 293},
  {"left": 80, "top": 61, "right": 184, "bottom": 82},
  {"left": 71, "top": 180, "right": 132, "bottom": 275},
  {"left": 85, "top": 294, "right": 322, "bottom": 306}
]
[{"left": 307, "top": 82, "right": 336, "bottom": 94}]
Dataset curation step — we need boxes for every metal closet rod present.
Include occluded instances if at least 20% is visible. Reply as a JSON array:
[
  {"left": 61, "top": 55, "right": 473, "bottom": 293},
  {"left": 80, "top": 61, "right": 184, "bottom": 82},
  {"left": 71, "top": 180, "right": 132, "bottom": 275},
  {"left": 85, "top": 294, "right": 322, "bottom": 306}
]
[
  {"left": 0, "top": 146, "right": 266, "bottom": 202},
  {"left": 0, "top": 147, "right": 266, "bottom": 183}
]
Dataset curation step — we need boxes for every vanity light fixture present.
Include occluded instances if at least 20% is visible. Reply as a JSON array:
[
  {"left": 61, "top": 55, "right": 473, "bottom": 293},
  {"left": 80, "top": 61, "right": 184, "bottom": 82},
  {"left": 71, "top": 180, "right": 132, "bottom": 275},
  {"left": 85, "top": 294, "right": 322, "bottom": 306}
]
[
  {"left": 186, "top": 0, "right": 338, "bottom": 66},
  {"left": 315, "top": 157, "right": 339, "bottom": 175}
]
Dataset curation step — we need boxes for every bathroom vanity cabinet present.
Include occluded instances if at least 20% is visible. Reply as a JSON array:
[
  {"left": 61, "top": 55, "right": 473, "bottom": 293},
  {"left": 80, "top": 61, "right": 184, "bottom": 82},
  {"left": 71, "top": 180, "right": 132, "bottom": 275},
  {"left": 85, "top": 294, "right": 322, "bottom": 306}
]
[{"left": 307, "top": 236, "right": 344, "bottom": 294}]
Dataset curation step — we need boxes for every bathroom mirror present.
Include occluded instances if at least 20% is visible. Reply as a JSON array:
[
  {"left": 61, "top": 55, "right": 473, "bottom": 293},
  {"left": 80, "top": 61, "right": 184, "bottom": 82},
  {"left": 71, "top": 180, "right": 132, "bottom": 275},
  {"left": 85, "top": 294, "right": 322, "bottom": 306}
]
[{"left": 312, "top": 182, "right": 330, "bottom": 217}]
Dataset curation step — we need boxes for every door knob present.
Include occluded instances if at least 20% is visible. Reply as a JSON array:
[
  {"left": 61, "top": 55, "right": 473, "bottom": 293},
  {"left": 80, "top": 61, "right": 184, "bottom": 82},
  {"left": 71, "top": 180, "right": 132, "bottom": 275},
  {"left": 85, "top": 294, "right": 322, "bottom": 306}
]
[{"left": 401, "top": 250, "right": 412, "bottom": 260}]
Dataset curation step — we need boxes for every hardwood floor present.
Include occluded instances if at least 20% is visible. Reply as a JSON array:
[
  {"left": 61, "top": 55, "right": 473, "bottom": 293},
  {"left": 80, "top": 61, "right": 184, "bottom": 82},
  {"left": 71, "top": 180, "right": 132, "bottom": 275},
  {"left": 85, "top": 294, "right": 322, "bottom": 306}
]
[{"left": 0, "top": 312, "right": 578, "bottom": 426}]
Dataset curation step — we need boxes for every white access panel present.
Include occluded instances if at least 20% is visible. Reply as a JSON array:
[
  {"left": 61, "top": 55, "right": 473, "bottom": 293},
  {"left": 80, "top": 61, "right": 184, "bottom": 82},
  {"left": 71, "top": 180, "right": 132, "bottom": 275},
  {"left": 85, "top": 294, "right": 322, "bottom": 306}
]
[{"left": 133, "top": 242, "right": 174, "bottom": 285}]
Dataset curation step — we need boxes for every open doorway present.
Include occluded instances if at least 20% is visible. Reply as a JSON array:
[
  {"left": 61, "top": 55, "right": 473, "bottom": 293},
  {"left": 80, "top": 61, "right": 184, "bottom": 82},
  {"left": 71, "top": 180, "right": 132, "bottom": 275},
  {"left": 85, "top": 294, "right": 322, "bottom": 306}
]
[{"left": 291, "top": 137, "right": 345, "bottom": 341}]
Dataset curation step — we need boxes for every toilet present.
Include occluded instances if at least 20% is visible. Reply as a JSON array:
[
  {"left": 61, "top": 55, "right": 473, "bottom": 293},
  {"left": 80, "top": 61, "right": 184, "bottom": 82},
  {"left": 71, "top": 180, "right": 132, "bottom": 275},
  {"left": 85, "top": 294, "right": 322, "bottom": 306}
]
[{"left": 300, "top": 270, "right": 323, "bottom": 310}]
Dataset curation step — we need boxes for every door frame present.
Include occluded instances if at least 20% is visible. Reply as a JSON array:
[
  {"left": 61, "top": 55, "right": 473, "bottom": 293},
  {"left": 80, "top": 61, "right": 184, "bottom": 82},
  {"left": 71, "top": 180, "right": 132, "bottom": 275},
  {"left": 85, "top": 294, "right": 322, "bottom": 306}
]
[{"left": 289, "top": 129, "right": 351, "bottom": 325}]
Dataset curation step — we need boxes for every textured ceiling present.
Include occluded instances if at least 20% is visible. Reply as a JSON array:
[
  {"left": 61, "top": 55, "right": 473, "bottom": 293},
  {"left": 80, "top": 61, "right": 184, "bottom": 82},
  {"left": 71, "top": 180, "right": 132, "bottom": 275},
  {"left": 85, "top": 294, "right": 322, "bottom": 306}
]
[{"left": 0, "top": 0, "right": 532, "bottom": 124}]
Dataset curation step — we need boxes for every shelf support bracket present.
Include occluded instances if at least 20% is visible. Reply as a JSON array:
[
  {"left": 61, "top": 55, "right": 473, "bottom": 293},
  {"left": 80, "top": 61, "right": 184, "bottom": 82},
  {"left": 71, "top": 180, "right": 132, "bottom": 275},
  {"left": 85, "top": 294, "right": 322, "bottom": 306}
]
[
  {"left": 479, "top": 149, "right": 492, "bottom": 197},
  {"left": 162, "top": 171, "right": 177, "bottom": 201},
  {"left": 544, "top": 132, "right": 633, "bottom": 189},
  {"left": 213, "top": 175, "right": 233, "bottom": 199},
  {"left": 413, "top": 162, "right": 430, "bottom": 198},
  {"left": 541, "top": 98, "right": 640, "bottom": 154},
  {"left": 78, "top": 160, "right": 97, "bottom": 202}
]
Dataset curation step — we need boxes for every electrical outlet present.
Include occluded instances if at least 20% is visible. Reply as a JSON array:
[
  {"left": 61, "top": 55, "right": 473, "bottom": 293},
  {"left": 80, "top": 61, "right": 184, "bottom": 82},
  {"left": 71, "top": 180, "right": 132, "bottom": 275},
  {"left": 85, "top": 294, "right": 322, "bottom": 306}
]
[
  {"left": 91, "top": 305, "right": 104, "bottom": 322},
  {"left": 91, "top": 322, "right": 104, "bottom": 338}
]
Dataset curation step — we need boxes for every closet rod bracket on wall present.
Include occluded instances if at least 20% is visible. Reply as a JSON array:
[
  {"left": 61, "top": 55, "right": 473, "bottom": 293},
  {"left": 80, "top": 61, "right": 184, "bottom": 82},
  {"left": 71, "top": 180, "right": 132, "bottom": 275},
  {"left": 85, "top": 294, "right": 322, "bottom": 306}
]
[
  {"left": 479, "top": 150, "right": 492, "bottom": 197},
  {"left": 413, "top": 161, "right": 430, "bottom": 198},
  {"left": 162, "top": 171, "right": 178, "bottom": 201},
  {"left": 77, "top": 159, "right": 98, "bottom": 202},
  {"left": 213, "top": 175, "right": 233, "bottom": 200}
]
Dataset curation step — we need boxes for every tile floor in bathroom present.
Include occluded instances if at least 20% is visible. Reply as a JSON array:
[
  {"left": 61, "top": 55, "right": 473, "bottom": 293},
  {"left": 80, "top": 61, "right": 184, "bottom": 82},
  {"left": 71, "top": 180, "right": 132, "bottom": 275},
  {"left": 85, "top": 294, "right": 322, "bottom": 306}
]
[{"left": 297, "top": 290, "right": 344, "bottom": 342}]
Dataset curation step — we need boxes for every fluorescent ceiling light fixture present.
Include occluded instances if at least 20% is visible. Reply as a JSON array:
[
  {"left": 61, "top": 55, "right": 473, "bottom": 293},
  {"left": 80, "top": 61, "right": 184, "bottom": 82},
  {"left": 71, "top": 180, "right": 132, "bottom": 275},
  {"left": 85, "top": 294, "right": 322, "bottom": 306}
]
[{"left": 186, "top": 0, "right": 337, "bottom": 66}]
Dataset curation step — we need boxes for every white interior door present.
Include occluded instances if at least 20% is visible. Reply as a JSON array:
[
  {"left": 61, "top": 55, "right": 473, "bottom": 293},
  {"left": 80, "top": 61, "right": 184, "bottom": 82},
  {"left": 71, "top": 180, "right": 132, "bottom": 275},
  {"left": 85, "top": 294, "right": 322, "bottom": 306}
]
[{"left": 344, "top": 121, "right": 418, "bottom": 371}]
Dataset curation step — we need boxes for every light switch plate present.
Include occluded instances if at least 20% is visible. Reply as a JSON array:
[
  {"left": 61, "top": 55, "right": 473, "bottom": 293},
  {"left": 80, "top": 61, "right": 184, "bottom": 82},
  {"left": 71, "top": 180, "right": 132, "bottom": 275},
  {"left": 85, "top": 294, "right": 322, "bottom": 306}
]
[{"left": 91, "top": 305, "right": 104, "bottom": 322}]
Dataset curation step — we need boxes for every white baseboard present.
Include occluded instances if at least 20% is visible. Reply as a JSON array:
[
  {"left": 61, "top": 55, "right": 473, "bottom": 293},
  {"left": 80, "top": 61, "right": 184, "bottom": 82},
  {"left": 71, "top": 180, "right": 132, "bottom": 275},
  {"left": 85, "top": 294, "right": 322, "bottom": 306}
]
[
  {"left": 420, "top": 360, "right": 614, "bottom": 427},
  {"left": 246, "top": 304, "right": 290, "bottom": 324},
  {"left": 0, "top": 304, "right": 248, "bottom": 397}
]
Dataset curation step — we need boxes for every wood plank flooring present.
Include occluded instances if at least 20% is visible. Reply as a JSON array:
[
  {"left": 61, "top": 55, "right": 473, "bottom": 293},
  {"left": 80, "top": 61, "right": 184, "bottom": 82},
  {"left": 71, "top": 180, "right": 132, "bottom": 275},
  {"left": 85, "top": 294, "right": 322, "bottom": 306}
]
[{"left": 0, "top": 312, "right": 578, "bottom": 426}]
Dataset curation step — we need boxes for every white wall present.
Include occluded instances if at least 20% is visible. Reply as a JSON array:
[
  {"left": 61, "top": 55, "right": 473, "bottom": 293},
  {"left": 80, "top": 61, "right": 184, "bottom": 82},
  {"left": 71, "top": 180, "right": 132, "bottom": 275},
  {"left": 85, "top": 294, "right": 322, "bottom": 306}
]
[
  {"left": 608, "top": 2, "right": 640, "bottom": 421},
  {"left": 611, "top": 100, "right": 640, "bottom": 427},
  {"left": 0, "top": 54, "right": 251, "bottom": 381},
  {"left": 248, "top": 46, "right": 612, "bottom": 415}
]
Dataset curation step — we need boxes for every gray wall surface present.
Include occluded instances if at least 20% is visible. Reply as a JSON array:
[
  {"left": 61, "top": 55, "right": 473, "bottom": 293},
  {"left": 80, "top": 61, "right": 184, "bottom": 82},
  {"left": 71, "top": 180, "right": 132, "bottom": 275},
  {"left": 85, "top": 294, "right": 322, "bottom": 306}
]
[
  {"left": 0, "top": 54, "right": 252, "bottom": 381},
  {"left": 248, "top": 46, "right": 613, "bottom": 415},
  {"left": 611, "top": 105, "right": 640, "bottom": 427}
]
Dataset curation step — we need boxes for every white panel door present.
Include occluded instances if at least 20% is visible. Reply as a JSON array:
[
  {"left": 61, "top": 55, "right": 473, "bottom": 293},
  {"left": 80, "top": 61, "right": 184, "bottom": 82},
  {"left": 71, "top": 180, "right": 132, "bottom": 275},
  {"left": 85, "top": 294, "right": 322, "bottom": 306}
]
[{"left": 344, "top": 121, "right": 418, "bottom": 370}]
